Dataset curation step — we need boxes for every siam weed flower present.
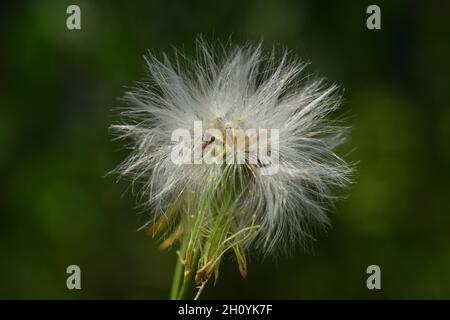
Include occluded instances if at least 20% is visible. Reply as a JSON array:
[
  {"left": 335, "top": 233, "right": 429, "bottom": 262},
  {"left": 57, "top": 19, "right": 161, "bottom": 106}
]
[{"left": 110, "top": 38, "right": 353, "bottom": 299}]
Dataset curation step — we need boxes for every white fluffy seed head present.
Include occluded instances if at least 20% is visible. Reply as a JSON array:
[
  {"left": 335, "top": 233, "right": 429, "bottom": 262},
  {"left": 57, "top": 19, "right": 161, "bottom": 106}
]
[{"left": 111, "top": 38, "right": 353, "bottom": 255}]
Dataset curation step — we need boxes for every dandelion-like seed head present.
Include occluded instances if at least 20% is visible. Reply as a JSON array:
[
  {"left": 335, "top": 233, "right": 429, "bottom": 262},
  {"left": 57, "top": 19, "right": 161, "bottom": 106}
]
[{"left": 111, "top": 38, "right": 353, "bottom": 295}]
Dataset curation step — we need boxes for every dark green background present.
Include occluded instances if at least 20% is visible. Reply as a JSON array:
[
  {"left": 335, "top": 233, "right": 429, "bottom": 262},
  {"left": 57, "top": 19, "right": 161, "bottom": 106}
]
[{"left": 1, "top": 0, "right": 450, "bottom": 299}]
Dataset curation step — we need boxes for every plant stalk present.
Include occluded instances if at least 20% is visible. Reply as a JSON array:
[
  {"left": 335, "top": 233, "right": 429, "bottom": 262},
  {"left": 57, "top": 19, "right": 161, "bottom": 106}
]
[
  {"left": 177, "top": 249, "right": 200, "bottom": 300},
  {"left": 169, "top": 237, "right": 188, "bottom": 300}
]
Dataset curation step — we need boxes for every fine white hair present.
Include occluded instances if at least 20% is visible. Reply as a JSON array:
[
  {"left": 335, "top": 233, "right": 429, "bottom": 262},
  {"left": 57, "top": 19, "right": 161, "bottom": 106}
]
[{"left": 111, "top": 38, "right": 353, "bottom": 255}]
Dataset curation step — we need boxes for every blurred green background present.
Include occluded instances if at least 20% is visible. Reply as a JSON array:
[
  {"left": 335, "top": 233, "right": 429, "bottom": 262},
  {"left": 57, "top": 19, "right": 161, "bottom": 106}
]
[{"left": 1, "top": 0, "right": 450, "bottom": 299}]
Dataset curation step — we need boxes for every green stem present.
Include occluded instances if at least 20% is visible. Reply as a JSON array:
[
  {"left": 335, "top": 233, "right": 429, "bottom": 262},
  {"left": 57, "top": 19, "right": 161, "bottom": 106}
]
[
  {"left": 169, "top": 237, "right": 188, "bottom": 300},
  {"left": 177, "top": 249, "right": 200, "bottom": 300}
]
